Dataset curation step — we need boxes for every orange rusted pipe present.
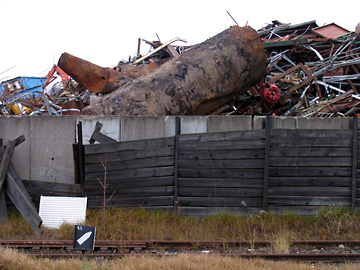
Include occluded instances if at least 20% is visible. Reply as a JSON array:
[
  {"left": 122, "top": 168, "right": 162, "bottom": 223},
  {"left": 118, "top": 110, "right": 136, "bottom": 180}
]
[{"left": 58, "top": 52, "right": 123, "bottom": 94}]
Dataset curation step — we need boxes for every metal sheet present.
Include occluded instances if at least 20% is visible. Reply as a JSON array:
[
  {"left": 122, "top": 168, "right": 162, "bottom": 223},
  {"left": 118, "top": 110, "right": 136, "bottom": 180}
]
[{"left": 39, "top": 196, "right": 87, "bottom": 229}]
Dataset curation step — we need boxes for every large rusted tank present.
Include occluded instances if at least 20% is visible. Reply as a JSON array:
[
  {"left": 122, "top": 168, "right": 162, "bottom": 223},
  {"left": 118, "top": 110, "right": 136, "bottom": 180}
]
[{"left": 76, "top": 25, "right": 268, "bottom": 115}]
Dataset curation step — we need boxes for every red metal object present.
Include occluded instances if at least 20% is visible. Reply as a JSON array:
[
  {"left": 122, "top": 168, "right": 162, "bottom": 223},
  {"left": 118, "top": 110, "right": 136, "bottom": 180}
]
[
  {"left": 43, "top": 65, "right": 69, "bottom": 89},
  {"left": 259, "top": 82, "right": 281, "bottom": 104}
]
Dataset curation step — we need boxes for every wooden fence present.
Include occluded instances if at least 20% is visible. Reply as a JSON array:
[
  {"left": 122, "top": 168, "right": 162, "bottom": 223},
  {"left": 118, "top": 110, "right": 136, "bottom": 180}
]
[{"left": 82, "top": 117, "right": 360, "bottom": 216}]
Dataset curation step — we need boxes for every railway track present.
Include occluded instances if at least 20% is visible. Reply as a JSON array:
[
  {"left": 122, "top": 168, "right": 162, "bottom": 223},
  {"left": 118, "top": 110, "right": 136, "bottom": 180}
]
[{"left": 1, "top": 240, "right": 359, "bottom": 263}]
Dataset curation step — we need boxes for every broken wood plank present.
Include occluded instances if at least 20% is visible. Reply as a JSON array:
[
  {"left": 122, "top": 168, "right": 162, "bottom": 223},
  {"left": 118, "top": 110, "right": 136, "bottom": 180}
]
[{"left": 89, "top": 121, "right": 118, "bottom": 144}]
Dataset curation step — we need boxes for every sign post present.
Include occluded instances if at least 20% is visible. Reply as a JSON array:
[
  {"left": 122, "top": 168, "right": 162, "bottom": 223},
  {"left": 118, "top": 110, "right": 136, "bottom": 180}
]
[{"left": 73, "top": 225, "right": 96, "bottom": 253}]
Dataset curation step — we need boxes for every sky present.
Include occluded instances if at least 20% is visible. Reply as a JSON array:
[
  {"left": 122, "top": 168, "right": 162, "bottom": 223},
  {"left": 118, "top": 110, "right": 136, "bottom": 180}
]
[{"left": 0, "top": 0, "right": 359, "bottom": 82}]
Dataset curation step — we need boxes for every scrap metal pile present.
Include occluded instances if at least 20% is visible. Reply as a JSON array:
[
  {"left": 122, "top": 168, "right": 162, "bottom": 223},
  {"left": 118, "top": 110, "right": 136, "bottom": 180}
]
[
  {"left": 1, "top": 20, "right": 359, "bottom": 117},
  {"left": 0, "top": 66, "right": 86, "bottom": 116},
  {"left": 218, "top": 20, "right": 360, "bottom": 117}
]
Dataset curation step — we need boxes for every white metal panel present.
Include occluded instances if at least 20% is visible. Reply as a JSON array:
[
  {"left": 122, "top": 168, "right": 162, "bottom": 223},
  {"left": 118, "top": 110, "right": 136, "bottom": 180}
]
[{"left": 39, "top": 196, "right": 87, "bottom": 229}]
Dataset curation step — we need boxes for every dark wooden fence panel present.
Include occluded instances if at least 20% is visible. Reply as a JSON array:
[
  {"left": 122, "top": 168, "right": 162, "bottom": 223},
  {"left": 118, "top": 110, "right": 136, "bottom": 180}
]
[
  {"left": 84, "top": 137, "right": 175, "bottom": 208},
  {"left": 82, "top": 121, "right": 360, "bottom": 215},
  {"left": 177, "top": 130, "right": 265, "bottom": 215},
  {"left": 269, "top": 128, "right": 353, "bottom": 214}
]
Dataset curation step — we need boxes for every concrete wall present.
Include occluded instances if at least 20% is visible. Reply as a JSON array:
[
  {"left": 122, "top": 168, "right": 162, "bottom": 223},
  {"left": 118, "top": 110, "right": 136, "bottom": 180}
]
[
  {"left": 0, "top": 115, "right": 355, "bottom": 184},
  {"left": 0, "top": 116, "right": 75, "bottom": 184}
]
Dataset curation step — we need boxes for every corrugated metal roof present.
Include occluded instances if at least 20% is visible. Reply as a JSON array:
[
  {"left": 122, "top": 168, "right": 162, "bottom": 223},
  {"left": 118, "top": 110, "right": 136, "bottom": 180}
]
[{"left": 39, "top": 196, "right": 87, "bottom": 229}]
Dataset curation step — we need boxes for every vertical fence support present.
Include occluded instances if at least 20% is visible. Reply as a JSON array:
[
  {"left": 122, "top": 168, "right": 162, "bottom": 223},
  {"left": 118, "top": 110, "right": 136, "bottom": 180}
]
[
  {"left": 263, "top": 116, "right": 271, "bottom": 211},
  {"left": 173, "top": 117, "right": 180, "bottom": 212},
  {"left": 77, "top": 121, "right": 85, "bottom": 196},
  {"left": 351, "top": 116, "right": 358, "bottom": 210}
]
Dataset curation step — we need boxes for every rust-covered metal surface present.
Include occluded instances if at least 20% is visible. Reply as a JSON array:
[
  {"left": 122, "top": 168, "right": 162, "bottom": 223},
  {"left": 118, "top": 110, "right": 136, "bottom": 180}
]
[
  {"left": 82, "top": 26, "right": 267, "bottom": 115},
  {"left": 58, "top": 53, "right": 123, "bottom": 94}
]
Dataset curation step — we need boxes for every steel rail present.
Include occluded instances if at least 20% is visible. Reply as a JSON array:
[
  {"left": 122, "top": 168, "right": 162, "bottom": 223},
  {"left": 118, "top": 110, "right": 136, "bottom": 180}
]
[
  {"left": 1, "top": 239, "right": 360, "bottom": 247},
  {"left": 1, "top": 239, "right": 359, "bottom": 263},
  {"left": 20, "top": 252, "right": 360, "bottom": 263}
]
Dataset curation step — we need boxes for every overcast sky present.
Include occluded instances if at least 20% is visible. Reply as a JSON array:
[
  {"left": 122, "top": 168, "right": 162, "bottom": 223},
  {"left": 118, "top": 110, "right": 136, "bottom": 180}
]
[{"left": 0, "top": 0, "right": 359, "bottom": 81}]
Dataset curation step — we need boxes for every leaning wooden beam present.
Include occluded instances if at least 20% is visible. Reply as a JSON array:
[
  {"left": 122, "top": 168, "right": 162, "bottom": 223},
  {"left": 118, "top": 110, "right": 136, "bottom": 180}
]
[
  {"left": 0, "top": 139, "right": 6, "bottom": 222},
  {"left": 0, "top": 137, "right": 43, "bottom": 234},
  {"left": 0, "top": 136, "right": 25, "bottom": 192},
  {"left": 5, "top": 173, "right": 43, "bottom": 234},
  {"left": 81, "top": 25, "right": 267, "bottom": 115}
]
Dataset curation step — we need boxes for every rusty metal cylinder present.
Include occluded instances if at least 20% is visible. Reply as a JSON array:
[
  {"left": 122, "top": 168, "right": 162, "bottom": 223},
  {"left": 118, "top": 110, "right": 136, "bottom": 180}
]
[
  {"left": 82, "top": 26, "right": 267, "bottom": 115},
  {"left": 58, "top": 53, "right": 122, "bottom": 94}
]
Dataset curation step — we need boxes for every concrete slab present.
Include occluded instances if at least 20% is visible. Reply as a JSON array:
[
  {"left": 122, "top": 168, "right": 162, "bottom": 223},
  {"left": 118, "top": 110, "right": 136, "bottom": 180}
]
[
  {"left": 121, "top": 116, "right": 166, "bottom": 141},
  {"left": 296, "top": 117, "right": 352, "bottom": 129},
  {"left": 180, "top": 116, "right": 208, "bottom": 134},
  {"left": 0, "top": 116, "right": 31, "bottom": 180},
  {"left": 272, "top": 116, "right": 297, "bottom": 129},
  {"left": 253, "top": 116, "right": 266, "bottom": 130},
  {"left": 76, "top": 115, "right": 121, "bottom": 144},
  {"left": 165, "top": 116, "right": 176, "bottom": 137},
  {"left": 30, "top": 116, "right": 75, "bottom": 184},
  {"left": 207, "top": 115, "right": 253, "bottom": 132}
]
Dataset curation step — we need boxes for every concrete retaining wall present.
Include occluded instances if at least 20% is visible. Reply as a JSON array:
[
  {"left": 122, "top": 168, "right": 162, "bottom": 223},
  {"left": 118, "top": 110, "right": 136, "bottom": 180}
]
[{"left": 0, "top": 115, "right": 354, "bottom": 184}]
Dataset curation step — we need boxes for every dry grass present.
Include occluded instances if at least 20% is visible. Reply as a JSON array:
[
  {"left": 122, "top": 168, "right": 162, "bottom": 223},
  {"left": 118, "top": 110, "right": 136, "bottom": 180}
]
[
  {"left": 0, "top": 206, "right": 359, "bottom": 241},
  {"left": 0, "top": 246, "right": 359, "bottom": 270}
]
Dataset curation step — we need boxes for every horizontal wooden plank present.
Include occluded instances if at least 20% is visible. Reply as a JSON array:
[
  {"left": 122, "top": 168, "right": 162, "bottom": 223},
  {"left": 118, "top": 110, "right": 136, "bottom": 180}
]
[
  {"left": 268, "top": 187, "right": 351, "bottom": 196},
  {"left": 268, "top": 196, "right": 351, "bottom": 206},
  {"left": 178, "top": 197, "right": 262, "bottom": 207},
  {"left": 84, "top": 176, "right": 174, "bottom": 190},
  {"left": 178, "top": 168, "right": 264, "bottom": 179},
  {"left": 22, "top": 180, "right": 82, "bottom": 194},
  {"left": 179, "top": 139, "right": 265, "bottom": 151},
  {"left": 85, "top": 166, "right": 174, "bottom": 181},
  {"left": 269, "top": 157, "right": 351, "bottom": 167},
  {"left": 271, "top": 148, "right": 351, "bottom": 157},
  {"left": 179, "top": 130, "right": 265, "bottom": 142},
  {"left": 179, "top": 149, "right": 265, "bottom": 160},
  {"left": 85, "top": 147, "right": 173, "bottom": 164},
  {"left": 271, "top": 129, "right": 352, "bottom": 139},
  {"left": 178, "top": 187, "right": 263, "bottom": 197},
  {"left": 271, "top": 137, "right": 351, "bottom": 148},
  {"left": 267, "top": 206, "right": 334, "bottom": 215},
  {"left": 178, "top": 178, "right": 263, "bottom": 188},
  {"left": 87, "top": 196, "right": 174, "bottom": 207},
  {"left": 270, "top": 167, "right": 351, "bottom": 177},
  {"left": 178, "top": 159, "right": 264, "bottom": 169},
  {"left": 178, "top": 206, "right": 261, "bottom": 216},
  {"left": 85, "top": 156, "right": 174, "bottom": 173},
  {"left": 84, "top": 137, "right": 174, "bottom": 155},
  {"left": 269, "top": 177, "right": 351, "bottom": 187},
  {"left": 85, "top": 186, "right": 174, "bottom": 197}
]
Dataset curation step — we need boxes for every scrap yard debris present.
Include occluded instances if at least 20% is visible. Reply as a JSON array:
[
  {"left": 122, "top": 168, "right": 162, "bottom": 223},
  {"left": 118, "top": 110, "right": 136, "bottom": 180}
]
[
  {"left": 223, "top": 20, "right": 360, "bottom": 117},
  {"left": 1, "top": 20, "right": 360, "bottom": 117}
]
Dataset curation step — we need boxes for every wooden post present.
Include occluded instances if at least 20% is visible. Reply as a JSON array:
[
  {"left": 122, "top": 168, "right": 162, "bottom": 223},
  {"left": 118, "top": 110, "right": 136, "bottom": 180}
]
[
  {"left": 0, "top": 189, "right": 7, "bottom": 222},
  {"left": 77, "top": 122, "right": 85, "bottom": 195},
  {"left": 263, "top": 116, "right": 271, "bottom": 211},
  {"left": 173, "top": 117, "right": 180, "bottom": 212},
  {"left": 0, "top": 139, "right": 6, "bottom": 222},
  {"left": 351, "top": 116, "right": 358, "bottom": 210}
]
